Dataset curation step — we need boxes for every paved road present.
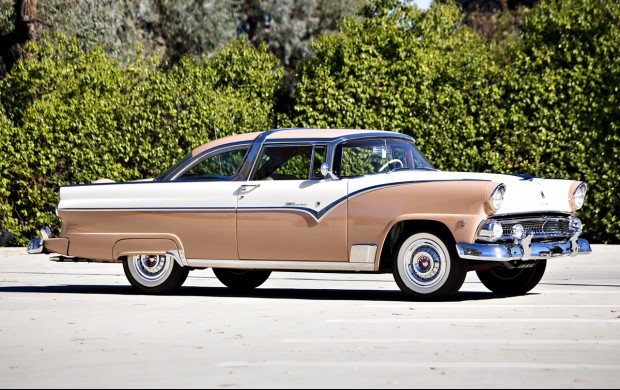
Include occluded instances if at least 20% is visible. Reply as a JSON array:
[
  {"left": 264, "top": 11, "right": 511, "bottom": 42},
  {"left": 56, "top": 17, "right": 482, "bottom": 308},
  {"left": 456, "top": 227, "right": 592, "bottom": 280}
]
[{"left": 0, "top": 245, "right": 619, "bottom": 388}]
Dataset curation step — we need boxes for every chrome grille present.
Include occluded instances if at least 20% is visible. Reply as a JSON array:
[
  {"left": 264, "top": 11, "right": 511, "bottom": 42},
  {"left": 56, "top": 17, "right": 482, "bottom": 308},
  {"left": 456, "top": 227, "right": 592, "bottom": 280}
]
[{"left": 500, "top": 217, "right": 573, "bottom": 241}]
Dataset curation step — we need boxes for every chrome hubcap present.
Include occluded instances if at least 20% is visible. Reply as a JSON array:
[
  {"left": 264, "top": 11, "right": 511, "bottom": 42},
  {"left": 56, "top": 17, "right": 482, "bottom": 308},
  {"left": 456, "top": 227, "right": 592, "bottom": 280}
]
[
  {"left": 404, "top": 240, "right": 446, "bottom": 288},
  {"left": 133, "top": 255, "right": 170, "bottom": 282}
]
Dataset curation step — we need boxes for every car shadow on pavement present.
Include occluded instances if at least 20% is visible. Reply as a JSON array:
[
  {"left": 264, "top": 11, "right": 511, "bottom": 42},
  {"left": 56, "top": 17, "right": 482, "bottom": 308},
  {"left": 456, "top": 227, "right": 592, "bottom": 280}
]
[
  {"left": 538, "top": 282, "right": 620, "bottom": 288},
  {"left": 178, "top": 286, "right": 515, "bottom": 302},
  {"left": 0, "top": 284, "right": 523, "bottom": 302}
]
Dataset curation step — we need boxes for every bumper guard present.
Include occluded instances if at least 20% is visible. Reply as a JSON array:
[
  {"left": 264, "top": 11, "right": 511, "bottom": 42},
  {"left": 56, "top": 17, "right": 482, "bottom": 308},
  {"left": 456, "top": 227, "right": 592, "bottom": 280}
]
[
  {"left": 457, "top": 231, "right": 592, "bottom": 262},
  {"left": 27, "top": 227, "right": 53, "bottom": 254}
]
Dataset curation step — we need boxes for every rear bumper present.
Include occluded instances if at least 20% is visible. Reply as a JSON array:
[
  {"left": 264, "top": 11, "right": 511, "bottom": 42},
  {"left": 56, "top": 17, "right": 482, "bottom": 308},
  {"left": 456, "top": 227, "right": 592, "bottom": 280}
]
[
  {"left": 457, "top": 235, "right": 592, "bottom": 261},
  {"left": 27, "top": 237, "right": 69, "bottom": 255},
  {"left": 27, "top": 238, "right": 45, "bottom": 254}
]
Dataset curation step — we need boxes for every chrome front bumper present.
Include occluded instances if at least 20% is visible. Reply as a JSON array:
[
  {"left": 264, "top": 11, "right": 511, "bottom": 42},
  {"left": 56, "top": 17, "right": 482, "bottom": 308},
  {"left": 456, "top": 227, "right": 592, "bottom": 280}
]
[{"left": 457, "top": 233, "right": 592, "bottom": 261}]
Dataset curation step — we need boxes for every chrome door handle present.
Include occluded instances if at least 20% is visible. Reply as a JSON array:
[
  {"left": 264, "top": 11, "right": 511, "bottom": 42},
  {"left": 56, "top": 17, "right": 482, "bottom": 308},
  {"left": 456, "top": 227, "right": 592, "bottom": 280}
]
[{"left": 240, "top": 184, "right": 261, "bottom": 191}]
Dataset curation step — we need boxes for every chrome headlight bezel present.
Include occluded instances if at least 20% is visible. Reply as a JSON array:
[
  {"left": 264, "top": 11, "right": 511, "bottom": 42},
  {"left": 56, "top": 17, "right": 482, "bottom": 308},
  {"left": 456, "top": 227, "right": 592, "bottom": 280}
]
[
  {"left": 571, "top": 182, "right": 588, "bottom": 210},
  {"left": 488, "top": 184, "right": 506, "bottom": 212}
]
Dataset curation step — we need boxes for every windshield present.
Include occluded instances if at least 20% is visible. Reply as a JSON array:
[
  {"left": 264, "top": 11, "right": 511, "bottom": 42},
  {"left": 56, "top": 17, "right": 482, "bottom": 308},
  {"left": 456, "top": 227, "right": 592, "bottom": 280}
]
[
  {"left": 178, "top": 147, "right": 249, "bottom": 181},
  {"left": 333, "top": 139, "right": 435, "bottom": 177},
  {"left": 154, "top": 153, "right": 193, "bottom": 182}
]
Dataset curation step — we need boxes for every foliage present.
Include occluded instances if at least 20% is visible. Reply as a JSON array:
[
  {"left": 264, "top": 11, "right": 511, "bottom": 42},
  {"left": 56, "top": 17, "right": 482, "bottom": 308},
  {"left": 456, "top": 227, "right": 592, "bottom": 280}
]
[
  {"left": 0, "top": 0, "right": 243, "bottom": 72},
  {"left": 0, "top": 0, "right": 12, "bottom": 36},
  {"left": 451, "top": 0, "right": 537, "bottom": 43},
  {"left": 136, "top": 0, "right": 243, "bottom": 64},
  {"left": 0, "top": 0, "right": 14, "bottom": 74},
  {"left": 293, "top": 0, "right": 619, "bottom": 243},
  {"left": 295, "top": 0, "right": 505, "bottom": 172},
  {"left": 446, "top": 0, "right": 538, "bottom": 13},
  {"left": 0, "top": 104, "right": 16, "bottom": 245},
  {"left": 0, "top": 0, "right": 618, "bottom": 244},
  {"left": 240, "top": 0, "right": 367, "bottom": 69},
  {"left": 1, "top": 0, "right": 367, "bottom": 76},
  {"left": 498, "top": 0, "right": 620, "bottom": 242},
  {"left": 0, "top": 35, "right": 282, "bottom": 245}
]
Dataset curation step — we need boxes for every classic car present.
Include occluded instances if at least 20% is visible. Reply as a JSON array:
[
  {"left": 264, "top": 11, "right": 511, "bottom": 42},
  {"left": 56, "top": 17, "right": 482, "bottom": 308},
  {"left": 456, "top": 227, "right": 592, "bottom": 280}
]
[{"left": 28, "top": 128, "right": 592, "bottom": 298}]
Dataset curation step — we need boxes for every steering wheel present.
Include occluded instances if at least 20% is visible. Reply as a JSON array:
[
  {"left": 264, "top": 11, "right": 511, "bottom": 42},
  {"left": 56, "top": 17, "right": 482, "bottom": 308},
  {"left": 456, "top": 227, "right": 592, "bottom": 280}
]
[{"left": 378, "top": 159, "right": 404, "bottom": 172}]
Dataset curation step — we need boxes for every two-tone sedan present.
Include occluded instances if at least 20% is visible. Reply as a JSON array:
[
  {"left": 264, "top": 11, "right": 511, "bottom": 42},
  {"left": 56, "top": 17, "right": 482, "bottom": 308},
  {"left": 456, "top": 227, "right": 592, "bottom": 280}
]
[{"left": 28, "top": 129, "right": 592, "bottom": 298}]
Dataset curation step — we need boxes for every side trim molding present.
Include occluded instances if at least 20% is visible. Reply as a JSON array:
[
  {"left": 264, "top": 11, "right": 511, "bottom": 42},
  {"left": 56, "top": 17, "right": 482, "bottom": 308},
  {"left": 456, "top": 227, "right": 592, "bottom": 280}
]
[{"left": 187, "top": 259, "right": 375, "bottom": 272}]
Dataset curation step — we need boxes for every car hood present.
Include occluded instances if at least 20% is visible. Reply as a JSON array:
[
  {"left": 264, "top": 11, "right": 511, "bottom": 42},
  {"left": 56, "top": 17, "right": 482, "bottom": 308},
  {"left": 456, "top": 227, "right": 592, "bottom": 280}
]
[{"left": 362, "top": 170, "right": 580, "bottom": 216}]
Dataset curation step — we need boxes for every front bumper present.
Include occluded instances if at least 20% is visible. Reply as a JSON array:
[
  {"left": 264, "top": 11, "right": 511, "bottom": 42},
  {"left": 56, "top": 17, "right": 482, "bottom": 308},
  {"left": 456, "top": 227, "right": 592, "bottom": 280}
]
[{"left": 457, "top": 233, "right": 592, "bottom": 261}]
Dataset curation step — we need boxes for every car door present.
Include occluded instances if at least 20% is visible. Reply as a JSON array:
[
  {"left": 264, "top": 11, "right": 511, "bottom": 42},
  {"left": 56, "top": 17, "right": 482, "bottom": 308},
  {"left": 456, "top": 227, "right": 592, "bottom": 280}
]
[
  {"left": 169, "top": 146, "right": 249, "bottom": 260},
  {"left": 236, "top": 143, "right": 349, "bottom": 262}
]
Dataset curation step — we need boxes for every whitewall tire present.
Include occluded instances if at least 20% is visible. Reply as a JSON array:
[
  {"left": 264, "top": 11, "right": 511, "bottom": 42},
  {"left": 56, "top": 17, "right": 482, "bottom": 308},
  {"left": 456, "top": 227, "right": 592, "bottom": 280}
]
[
  {"left": 123, "top": 254, "right": 189, "bottom": 294},
  {"left": 393, "top": 232, "right": 466, "bottom": 299}
]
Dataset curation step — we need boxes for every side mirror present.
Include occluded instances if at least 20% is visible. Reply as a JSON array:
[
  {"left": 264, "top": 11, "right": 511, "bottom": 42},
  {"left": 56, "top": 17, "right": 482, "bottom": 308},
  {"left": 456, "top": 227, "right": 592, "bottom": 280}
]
[{"left": 320, "top": 163, "right": 339, "bottom": 181}]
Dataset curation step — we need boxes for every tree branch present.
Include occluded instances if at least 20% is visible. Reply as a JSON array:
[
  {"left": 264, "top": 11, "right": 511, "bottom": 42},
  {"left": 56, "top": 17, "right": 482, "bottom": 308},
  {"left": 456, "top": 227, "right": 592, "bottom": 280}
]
[{"left": 0, "top": 0, "right": 38, "bottom": 74}]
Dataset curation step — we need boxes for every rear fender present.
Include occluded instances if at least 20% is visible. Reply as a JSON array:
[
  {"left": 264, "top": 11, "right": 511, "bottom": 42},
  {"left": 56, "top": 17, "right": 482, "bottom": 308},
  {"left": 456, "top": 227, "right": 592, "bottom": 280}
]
[{"left": 112, "top": 238, "right": 187, "bottom": 267}]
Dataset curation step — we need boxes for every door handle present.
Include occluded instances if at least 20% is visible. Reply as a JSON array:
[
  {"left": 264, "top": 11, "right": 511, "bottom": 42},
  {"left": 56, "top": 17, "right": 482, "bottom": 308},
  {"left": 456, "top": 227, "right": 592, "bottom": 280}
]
[{"left": 240, "top": 184, "right": 261, "bottom": 191}]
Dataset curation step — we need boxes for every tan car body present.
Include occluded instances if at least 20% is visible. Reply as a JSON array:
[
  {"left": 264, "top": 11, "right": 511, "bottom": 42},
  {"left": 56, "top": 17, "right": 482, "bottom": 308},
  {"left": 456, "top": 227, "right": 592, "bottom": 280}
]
[{"left": 49, "top": 178, "right": 496, "bottom": 273}]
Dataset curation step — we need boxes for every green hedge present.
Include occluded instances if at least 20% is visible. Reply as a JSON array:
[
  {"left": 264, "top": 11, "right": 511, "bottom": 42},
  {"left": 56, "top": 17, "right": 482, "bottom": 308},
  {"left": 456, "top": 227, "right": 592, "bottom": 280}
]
[
  {"left": 1, "top": 0, "right": 618, "bottom": 245},
  {"left": 502, "top": 0, "right": 620, "bottom": 244},
  {"left": 0, "top": 36, "right": 282, "bottom": 245},
  {"left": 294, "top": 1, "right": 505, "bottom": 173},
  {"left": 293, "top": 0, "right": 619, "bottom": 243}
]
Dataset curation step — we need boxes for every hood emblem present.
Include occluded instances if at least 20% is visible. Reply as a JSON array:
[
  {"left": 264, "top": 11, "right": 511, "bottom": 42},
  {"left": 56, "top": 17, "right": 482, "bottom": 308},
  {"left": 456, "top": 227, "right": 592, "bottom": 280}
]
[{"left": 541, "top": 191, "right": 546, "bottom": 199}]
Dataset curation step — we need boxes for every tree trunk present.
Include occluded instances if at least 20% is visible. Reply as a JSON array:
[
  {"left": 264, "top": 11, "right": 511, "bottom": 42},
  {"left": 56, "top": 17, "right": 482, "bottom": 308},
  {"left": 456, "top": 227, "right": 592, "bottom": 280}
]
[{"left": 0, "top": 0, "right": 38, "bottom": 74}]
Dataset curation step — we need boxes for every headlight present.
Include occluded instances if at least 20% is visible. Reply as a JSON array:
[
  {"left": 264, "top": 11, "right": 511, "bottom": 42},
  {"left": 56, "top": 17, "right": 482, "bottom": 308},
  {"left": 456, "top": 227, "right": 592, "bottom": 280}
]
[
  {"left": 571, "top": 183, "right": 587, "bottom": 210},
  {"left": 488, "top": 184, "right": 506, "bottom": 212},
  {"left": 477, "top": 220, "right": 504, "bottom": 242}
]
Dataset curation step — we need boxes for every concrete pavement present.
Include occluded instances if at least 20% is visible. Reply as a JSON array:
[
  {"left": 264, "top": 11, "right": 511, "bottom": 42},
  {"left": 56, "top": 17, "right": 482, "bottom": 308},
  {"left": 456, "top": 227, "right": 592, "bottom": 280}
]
[{"left": 0, "top": 245, "right": 619, "bottom": 388}]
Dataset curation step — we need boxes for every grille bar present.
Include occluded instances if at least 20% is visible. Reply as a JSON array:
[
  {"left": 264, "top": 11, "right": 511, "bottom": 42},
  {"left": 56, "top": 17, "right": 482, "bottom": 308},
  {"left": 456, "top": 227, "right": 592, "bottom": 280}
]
[{"left": 499, "top": 217, "right": 573, "bottom": 241}]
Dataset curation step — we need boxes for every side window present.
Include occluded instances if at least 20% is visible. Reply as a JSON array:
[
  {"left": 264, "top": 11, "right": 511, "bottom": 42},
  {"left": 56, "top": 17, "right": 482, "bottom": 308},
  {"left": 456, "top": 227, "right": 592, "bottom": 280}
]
[
  {"left": 340, "top": 145, "right": 382, "bottom": 177},
  {"left": 334, "top": 139, "right": 415, "bottom": 177},
  {"left": 178, "top": 148, "right": 248, "bottom": 181},
  {"left": 252, "top": 145, "right": 315, "bottom": 181}
]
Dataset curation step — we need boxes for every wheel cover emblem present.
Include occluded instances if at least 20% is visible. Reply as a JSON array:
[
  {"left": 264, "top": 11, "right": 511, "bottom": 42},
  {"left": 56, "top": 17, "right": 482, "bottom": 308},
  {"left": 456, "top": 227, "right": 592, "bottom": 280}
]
[{"left": 418, "top": 256, "right": 432, "bottom": 271}]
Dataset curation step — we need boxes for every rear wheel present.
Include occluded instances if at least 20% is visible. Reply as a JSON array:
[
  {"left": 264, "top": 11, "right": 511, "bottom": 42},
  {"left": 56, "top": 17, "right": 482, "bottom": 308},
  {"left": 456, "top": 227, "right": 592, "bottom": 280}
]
[
  {"left": 477, "top": 261, "right": 547, "bottom": 295},
  {"left": 393, "top": 232, "right": 467, "bottom": 299},
  {"left": 123, "top": 254, "right": 189, "bottom": 294},
  {"left": 213, "top": 269, "right": 271, "bottom": 291}
]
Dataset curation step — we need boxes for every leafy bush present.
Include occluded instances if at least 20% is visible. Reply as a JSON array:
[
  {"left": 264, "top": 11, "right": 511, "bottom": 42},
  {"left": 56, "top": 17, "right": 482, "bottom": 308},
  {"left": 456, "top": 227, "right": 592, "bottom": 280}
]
[
  {"left": 1, "top": 0, "right": 618, "bottom": 245},
  {"left": 293, "top": 0, "right": 619, "bottom": 243},
  {"left": 0, "top": 104, "right": 17, "bottom": 245},
  {"left": 0, "top": 35, "right": 282, "bottom": 245},
  {"left": 499, "top": 0, "right": 620, "bottom": 243},
  {"left": 294, "top": 0, "right": 506, "bottom": 173}
]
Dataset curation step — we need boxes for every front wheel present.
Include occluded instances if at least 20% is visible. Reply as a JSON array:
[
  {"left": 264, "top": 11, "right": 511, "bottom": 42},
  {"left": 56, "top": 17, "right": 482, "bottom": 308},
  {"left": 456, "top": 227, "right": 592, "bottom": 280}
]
[
  {"left": 476, "top": 261, "right": 547, "bottom": 296},
  {"left": 213, "top": 269, "right": 271, "bottom": 292},
  {"left": 393, "top": 232, "right": 467, "bottom": 299},
  {"left": 123, "top": 254, "right": 189, "bottom": 294}
]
